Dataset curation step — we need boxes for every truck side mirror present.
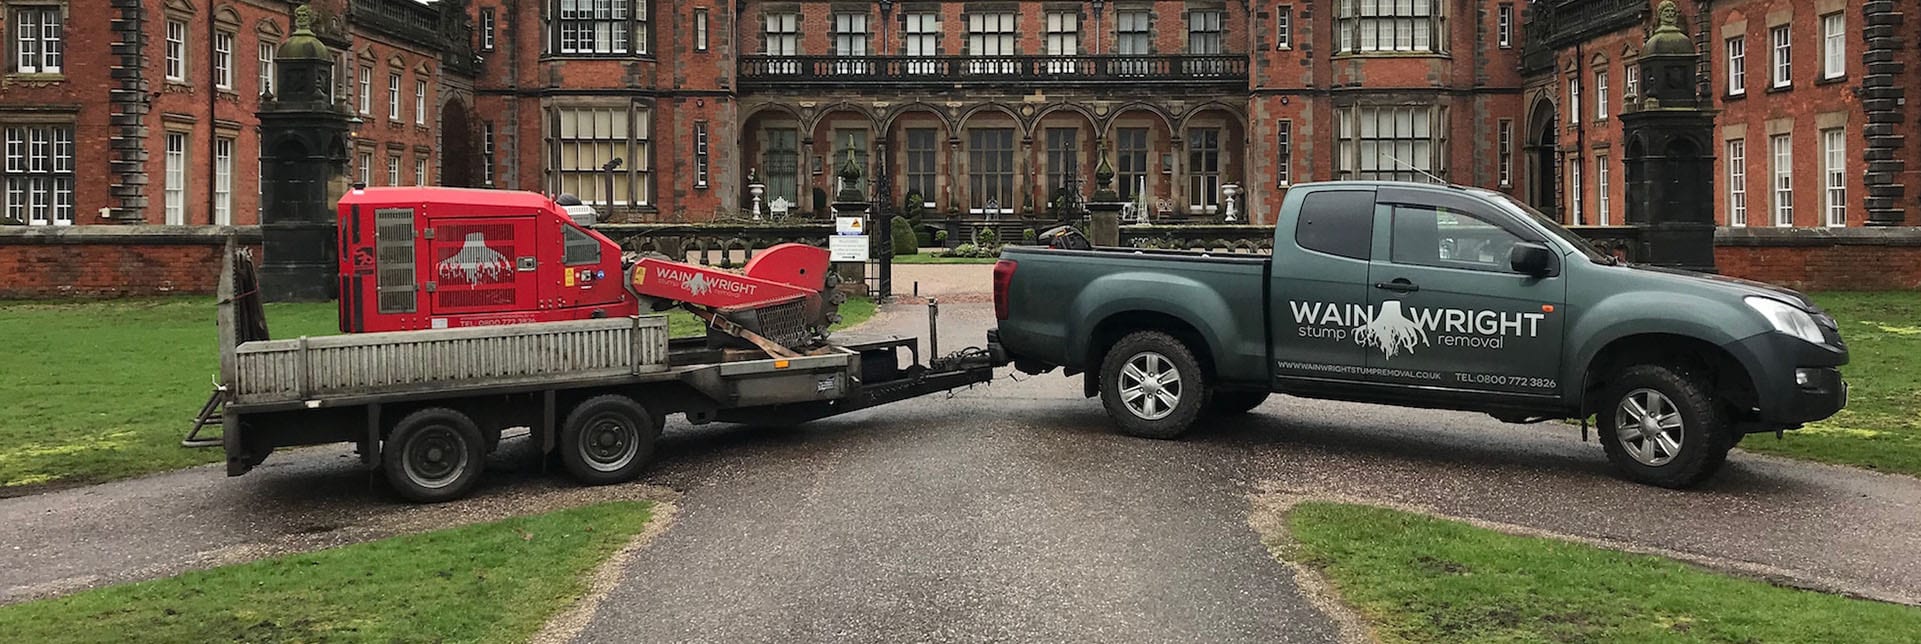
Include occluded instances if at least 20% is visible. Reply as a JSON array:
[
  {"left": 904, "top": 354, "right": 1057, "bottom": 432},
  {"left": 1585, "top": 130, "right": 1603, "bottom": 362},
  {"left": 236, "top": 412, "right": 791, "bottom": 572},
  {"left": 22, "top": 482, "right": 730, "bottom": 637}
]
[{"left": 1509, "top": 242, "right": 1557, "bottom": 277}]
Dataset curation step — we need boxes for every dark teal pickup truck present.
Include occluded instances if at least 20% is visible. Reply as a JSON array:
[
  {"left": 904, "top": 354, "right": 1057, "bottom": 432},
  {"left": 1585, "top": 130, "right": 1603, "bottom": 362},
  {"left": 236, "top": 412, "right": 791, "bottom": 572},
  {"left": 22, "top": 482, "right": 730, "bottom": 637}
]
[{"left": 989, "top": 181, "right": 1848, "bottom": 488}]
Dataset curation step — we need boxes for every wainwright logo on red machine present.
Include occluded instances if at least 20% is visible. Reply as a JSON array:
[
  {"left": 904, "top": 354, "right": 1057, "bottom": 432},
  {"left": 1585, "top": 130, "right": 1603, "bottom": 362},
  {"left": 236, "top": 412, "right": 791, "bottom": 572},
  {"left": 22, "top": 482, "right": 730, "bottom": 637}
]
[{"left": 438, "top": 233, "right": 512, "bottom": 284}]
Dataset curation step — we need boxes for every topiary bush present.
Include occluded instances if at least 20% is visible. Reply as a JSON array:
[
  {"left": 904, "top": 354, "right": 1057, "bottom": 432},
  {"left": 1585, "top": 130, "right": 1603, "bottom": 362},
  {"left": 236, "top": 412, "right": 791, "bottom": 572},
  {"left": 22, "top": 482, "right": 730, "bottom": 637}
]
[
  {"left": 977, "top": 227, "right": 999, "bottom": 248},
  {"left": 935, "top": 229, "right": 949, "bottom": 247},
  {"left": 891, "top": 216, "right": 919, "bottom": 256},
  {"left": 1023, "top": 228, "right": 1038, "bottom": 245}
]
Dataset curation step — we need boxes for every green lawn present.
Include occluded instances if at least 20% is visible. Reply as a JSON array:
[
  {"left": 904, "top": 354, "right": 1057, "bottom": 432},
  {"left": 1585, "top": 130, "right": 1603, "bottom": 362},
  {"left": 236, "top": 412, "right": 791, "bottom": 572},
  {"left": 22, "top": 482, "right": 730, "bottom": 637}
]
[
  {"left": 1285, "top": 502, "right": 1921, "bottom": 643},
  {"left": 0, "top": 501, "right": 652, "bottom": 643},
  {"left": 1738, "top": 293, "right": 1921, "bottom": 476},
  {"left": 0, "top": 295, "right": 874, "bottom": 491}
]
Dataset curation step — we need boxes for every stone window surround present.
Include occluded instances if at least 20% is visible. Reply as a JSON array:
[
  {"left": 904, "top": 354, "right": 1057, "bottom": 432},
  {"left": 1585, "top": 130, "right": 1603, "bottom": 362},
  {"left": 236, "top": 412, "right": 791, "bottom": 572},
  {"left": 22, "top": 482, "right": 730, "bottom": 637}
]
[{"left": 6, "top": 0, "right": 69, "bottom": 78}]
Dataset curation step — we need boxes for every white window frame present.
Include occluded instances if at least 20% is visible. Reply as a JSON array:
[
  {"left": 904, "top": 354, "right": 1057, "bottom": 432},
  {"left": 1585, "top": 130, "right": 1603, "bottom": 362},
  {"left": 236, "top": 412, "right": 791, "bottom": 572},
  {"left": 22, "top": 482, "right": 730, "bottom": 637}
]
[
  {"left": 1276, "top": 5, "right": 1293, "bottom": 50},
  {"left": 1568, "top": 75, "right": 1581, "bottom": 124},
  {"left": 165, "top": 132, "right": 187, "bottom": 224},
  {"left": 556, "top": 0, "right": 642, "bottom": 55},
  {"left": 1276, "top": 119, "right": 1293, "bottom": 186},
  {"left": 11, "top": 5, "right": 64, "bottom": 74},
  {"left": 1771, "top": 133, "right": 1793, "bottom": 227},
  {"left": 1822, "top": 14, "right": 1845, "bottom": 80},
  {"left": 481, "top": 8, "right": 496, "bottom": 51},
  {"left": 967, "top": 12, "right": 1017, "bottom": 74},
  {"left": 1497, "top": 4, "right": 1512, "bottom": 49},
  {"left": 1045, "top": 12, "right": 1079, "bottom": 73},
  {"left": 3, "top": 124, "right": 76, "bottom": 225},
  {"left": 1595, "top": 70, "right": 1609, "bottom": 120},
  {"left": 1336, "top": 0, "right": 1440, "bottom": 54},
  {"left": 554, "top": 106, "right": 650, "bottom": 207},
  {"left": 1186, "top": 10, "right": 1223, "bottom": 55},
  {"left": 214, "top": 137, "right": 233, "bottom": 225},
  {"left": 387, "top": 156, "right": 400, "bottom": 186},
  {"left": 166, "top": 19, "right": 188, "bottom": 82},
  {"left": 415, "top": 156, "right": 427, "bottom": 186},
  {"left": 258, "top": 42, "right": 275, "bottom": 95},
  {"left": 1595, "top": 155, "right": 1610, "bottom": 226},
  {"left": 1624, "top": 62, "right": 1640, "bottom": 102},
  {"left": 1569, "top": 157, "right": 1583, "bottom": 225},
  {"left": 359, "top": 66, "right": 372, "bottom": 115},
  {"left": 1497, "top": 119, "right": 1513, "bottom": 187},
  {"left": 1771, "top": 25, "right": 1791, "bottom": 88},
  {"left": 1335, "top": 105, "right": 1446, "bottom": 182},
  {"left": 1727, "top": 138, "right": 1747, "bottom": 227},
  {"left": 414, "top": 80, "right": 427, "bottom": 126},
  {"left": 483, "top": 122, "right": 496, "bottom": 186},
  {"left": 1824, "top": 128, "right": 1846, "bottom": 227},
  {"left": 358, "top": 151, "right": 373, "bottom": 186},
  {"left": 763, "top": 12, "right": 799, "bottom": 73},
  {"left": 1727, "top": 36, "right": 1746, "bottom": 96},
  {"left": 213, "top": 31, "right": 233, "bottom": 89},
  {"left": 694, "top": 121, "right": 709, "bottom": 188},
  {"left": 904, "top": 13, "right": 938, "bottom": 74},
  {"left": 694, "top": 9, "right": 708, "bottom": 52},
  {"left": 388, "top": 73, "right": 401, "bottom": 120},
  {"left": 832, "top": 12, "right": 871, "bottom": 74}
]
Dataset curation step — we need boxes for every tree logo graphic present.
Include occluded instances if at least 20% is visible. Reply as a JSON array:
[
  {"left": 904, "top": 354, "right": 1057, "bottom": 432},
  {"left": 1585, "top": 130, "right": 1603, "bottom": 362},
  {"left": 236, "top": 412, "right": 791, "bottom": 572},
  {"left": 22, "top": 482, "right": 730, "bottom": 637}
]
[
  {"left": 682, "top": 272, "right": 714, "bottom": 297},
  {"left": 437, "top": 233, "right": 512, "bottom": 284},
  {"left": 1354, "top": 300, "right": 1430, "bottom": 360}
]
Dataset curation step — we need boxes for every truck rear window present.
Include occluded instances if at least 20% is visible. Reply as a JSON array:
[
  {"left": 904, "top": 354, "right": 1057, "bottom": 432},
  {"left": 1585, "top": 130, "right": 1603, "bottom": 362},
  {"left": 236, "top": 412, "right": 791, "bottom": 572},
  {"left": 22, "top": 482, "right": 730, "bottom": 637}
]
[{"left": 1296, "top": 190, "right": 1375, "bottom": 260}]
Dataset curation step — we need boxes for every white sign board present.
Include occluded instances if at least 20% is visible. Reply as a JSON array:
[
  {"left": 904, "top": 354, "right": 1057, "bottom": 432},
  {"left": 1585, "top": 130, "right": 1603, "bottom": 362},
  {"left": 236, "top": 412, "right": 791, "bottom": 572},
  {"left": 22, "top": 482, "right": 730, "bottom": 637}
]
[
  {"left": 835, "top": 216, "right": 865, "bottom": 235},
  {"left": 829, "top": 235, "right": 870, "bottom": 262}
]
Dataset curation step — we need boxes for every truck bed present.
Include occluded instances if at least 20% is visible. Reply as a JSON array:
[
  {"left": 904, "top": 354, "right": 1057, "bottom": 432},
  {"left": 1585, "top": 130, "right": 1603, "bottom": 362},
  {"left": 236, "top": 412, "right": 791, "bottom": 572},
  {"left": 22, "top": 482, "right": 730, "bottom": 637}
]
[{"left": 228, "top": 316, "right": 672, "bottom": 408}]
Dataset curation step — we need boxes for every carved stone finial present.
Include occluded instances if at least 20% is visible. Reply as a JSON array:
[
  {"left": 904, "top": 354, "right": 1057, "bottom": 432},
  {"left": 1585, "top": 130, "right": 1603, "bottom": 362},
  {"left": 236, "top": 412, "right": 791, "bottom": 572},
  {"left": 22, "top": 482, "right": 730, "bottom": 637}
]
[
  {"left": 1658, "top": 1, "right": 1679, "bottom": 28},
  {"left": 294, "top": 5, "right": 314, "bottom": 32}
]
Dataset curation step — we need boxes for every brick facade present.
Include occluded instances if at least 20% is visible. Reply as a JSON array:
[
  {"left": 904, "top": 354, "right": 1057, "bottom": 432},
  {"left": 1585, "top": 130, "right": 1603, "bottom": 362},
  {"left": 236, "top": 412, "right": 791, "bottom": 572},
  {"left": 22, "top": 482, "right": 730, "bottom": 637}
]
[{"left": 0, "top": 0, "right": 468, "bottom": 227}]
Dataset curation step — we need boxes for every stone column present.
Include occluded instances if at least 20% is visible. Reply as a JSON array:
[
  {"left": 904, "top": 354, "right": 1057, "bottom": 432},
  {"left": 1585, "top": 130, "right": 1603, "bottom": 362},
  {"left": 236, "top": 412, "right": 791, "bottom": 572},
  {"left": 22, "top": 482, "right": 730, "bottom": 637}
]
[{"left": 256, "top": 6, "right": 354, "bottom": 302}]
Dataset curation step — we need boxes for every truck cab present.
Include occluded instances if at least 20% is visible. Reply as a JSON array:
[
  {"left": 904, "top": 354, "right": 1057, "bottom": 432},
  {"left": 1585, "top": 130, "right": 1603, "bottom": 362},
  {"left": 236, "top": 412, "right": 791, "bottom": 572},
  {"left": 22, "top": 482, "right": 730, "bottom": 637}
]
[
  {"left": 993, "top": 180, "right": 1849, "bottom": 488},
  {"left": 336, "top": 187, "right": 634, "bottom": 333}
]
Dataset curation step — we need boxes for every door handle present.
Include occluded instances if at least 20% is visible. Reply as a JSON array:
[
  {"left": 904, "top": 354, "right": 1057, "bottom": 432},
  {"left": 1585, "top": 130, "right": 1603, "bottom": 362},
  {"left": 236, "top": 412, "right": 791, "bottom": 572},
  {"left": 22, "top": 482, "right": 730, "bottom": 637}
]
[{"left": 1374, "top": 279, "right": 1420, "bottom": 293}]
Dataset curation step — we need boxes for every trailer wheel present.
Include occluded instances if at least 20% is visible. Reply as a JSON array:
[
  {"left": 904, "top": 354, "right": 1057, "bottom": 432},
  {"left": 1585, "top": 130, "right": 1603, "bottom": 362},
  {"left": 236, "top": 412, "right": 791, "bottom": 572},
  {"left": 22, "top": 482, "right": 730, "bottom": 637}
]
[
  {"left": 1598, "top": 365, "right": 1735, "bottom": 489},
  {"left": 559, "top": 395, "right": 659, "bottom": 485},
  {"left": 1099, "top": 331, "right": 1208, "bottom": 439},
  {"left": 384, "top": 407, "right": 486, "bottom": 503}
]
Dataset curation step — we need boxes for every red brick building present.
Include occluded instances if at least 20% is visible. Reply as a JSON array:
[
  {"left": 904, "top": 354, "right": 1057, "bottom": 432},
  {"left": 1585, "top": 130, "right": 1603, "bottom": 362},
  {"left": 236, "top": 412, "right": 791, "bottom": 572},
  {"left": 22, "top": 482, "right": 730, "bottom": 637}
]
[
  {"left": 1525, "top": 0, "right": 1921, "bottom": 228},
  {"left": 6, "top": 0, "right": 1921, "bottom": 232},
  {"left": 0, "top": 0, "right": 471, "bottom": 227}
]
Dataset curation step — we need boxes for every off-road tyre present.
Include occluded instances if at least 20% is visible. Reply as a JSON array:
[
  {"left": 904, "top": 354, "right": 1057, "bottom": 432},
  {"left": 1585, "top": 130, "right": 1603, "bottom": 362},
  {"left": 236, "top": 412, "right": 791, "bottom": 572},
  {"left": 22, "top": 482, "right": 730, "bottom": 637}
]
[
  {"left": 1099, "top": 331, "right": 1210, "bottom": 439},
  {"left": 558, "top": 395, "right": 660, "bottom": 486},
  {"left": 1206, "top": 391, "right": 1271, "bottom": 417},
  {"left": 384, "top": 407, "right": 487, "bottom": 503},
  {"left": 1598, "top": 364, "right": 1735, "bottom": 489}
]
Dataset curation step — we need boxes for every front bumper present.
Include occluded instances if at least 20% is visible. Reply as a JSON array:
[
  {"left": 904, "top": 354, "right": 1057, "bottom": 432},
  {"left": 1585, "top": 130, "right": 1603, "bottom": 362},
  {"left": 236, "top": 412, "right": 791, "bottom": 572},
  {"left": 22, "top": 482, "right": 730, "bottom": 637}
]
[{"left": 1725, "top": 333, "right": 1848, "bottom": 427}]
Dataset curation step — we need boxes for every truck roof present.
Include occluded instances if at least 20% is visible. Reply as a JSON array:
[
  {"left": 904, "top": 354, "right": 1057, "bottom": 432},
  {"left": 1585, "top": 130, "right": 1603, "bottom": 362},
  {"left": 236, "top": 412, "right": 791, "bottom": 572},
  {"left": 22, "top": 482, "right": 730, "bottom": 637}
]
[{"left": 337, "top": 186, "right": 561, "bottom": 211}]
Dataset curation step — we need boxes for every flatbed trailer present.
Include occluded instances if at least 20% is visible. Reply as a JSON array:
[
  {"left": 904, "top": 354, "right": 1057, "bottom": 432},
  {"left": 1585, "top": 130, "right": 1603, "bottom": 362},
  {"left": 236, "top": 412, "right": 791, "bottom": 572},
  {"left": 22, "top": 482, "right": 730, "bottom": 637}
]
[{"left": 189, "top": 245, "right": 995, "bottom": 502}]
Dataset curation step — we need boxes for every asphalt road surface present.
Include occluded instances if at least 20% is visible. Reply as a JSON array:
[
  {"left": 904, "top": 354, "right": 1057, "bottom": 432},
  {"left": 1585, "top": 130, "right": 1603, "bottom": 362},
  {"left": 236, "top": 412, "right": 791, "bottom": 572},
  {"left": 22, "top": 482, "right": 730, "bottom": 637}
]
[{"left": 2, "top": 271, "right": 1917, "bottom": 643}]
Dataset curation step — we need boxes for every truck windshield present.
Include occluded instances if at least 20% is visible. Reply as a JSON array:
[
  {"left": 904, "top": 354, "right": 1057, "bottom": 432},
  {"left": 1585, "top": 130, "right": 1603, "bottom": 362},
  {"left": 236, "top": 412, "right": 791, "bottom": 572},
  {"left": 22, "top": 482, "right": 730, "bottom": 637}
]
[{"left": 1474, "top": 190, "right": 1615, "bottom": 264}]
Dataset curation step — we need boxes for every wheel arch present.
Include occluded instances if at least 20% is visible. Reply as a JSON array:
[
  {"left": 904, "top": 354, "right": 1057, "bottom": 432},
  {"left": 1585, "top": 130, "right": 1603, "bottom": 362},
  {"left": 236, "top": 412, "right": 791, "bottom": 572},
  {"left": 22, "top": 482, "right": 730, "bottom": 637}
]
[
  {"left": 1579, "top": 333, "right": 1761, "bottom": 422},
  {"left": 1082, "top": 310, "right": 1217, "bottom": 398}
]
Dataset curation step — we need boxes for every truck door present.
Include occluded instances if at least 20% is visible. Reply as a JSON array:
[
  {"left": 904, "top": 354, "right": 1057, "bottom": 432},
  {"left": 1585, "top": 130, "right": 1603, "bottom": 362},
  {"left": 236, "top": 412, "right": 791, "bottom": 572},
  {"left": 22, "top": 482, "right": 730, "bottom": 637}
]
[
  {"left": 1271, "top": 188, "right": 1378, "bottom": 384},
  {"left": 425, "top": 214, "right": 541, "bottom": 321},
  {"left": 1362, "top": 189, "right": 1566, "bottom": 396}
]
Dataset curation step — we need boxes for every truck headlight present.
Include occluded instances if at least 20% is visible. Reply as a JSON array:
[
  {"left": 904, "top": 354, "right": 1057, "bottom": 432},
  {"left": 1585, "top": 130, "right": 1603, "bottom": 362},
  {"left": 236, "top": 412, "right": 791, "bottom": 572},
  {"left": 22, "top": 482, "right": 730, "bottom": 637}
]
[{"left": 1745, "top": 296, "right": 1826, "bottom": 345}]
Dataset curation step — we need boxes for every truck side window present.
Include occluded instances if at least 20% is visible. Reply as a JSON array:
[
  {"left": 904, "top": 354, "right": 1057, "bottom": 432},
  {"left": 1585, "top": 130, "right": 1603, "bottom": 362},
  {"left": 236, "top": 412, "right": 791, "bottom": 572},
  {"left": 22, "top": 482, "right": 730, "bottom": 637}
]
[
  {"left": 562, "top": 225, "right": 600, "bottom": 266},
  {"left": 1390, "top": 205, "right": 1523, "bottom": 272},
  {"left": 1295, "top": 190, "right": 1375, "bottom": 260}
]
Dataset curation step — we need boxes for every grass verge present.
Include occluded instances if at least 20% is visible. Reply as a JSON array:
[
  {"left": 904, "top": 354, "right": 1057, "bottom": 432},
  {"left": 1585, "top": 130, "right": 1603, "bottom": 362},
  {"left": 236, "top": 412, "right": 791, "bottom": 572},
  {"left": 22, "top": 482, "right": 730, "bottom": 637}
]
[
  {"left": 1287, "top": 502, "right": 1921, "bottom": 643},
  {"left": 1739, "top": 292, "right": 1921, "bottom": 477},
  {"left": 0, "top": 295, "right": 874, "bottom": 491},
  {"left": 0, "top": 501, "right": 652, "bottom": 643}
]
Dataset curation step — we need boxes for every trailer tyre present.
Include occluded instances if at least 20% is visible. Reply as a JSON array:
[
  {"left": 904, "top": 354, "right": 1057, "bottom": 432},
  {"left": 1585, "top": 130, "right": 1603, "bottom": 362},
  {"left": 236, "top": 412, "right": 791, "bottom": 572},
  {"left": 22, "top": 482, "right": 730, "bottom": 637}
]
[
  {"left": 1598, "top": 365, "right": 1735, "bottom": 489},
  {"left": 559, "top": 395, "right": 659, "bottom": 486},
  {"left": 384, "top": 408, "right": 487, "bottom": 503},
  {"left": 1100, "top": 331, "right": 1208, "bottom": 439}
]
